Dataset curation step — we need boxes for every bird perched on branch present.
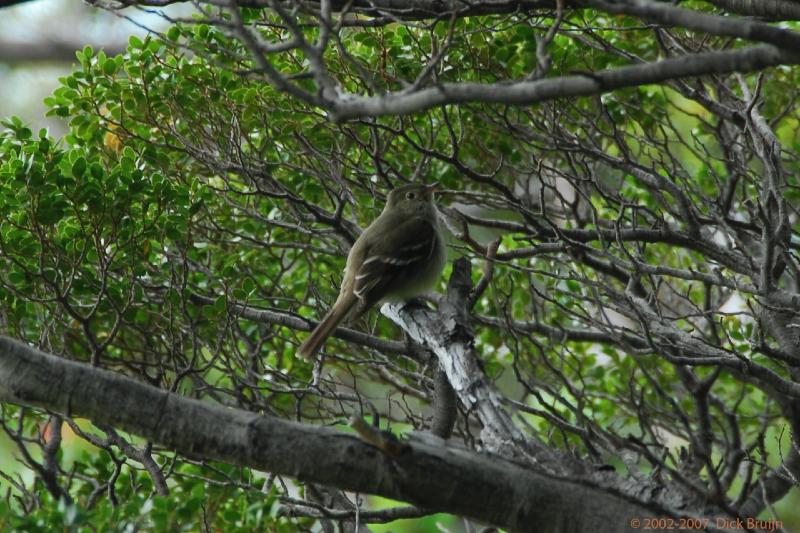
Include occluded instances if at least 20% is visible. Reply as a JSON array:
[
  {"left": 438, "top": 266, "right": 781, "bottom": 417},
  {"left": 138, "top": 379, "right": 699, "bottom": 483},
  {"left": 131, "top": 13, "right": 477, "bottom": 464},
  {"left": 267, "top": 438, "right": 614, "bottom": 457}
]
[{"left": 298, "top": 183, "right": 446, "bottom": 359}]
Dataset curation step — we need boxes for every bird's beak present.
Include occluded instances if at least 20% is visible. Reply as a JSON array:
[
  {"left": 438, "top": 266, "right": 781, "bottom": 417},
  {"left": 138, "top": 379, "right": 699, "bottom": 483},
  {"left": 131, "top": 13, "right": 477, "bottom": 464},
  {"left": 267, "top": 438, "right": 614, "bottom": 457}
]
[{"left": 426, "top": 182, "right": 441, "bottom": 198}]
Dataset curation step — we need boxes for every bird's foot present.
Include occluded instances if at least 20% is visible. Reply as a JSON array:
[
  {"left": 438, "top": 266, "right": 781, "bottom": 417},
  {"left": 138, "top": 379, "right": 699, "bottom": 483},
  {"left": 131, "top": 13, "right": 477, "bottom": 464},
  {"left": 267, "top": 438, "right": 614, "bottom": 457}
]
[{"left": 401, "top": 297, "right": 430, "bottom": 313}]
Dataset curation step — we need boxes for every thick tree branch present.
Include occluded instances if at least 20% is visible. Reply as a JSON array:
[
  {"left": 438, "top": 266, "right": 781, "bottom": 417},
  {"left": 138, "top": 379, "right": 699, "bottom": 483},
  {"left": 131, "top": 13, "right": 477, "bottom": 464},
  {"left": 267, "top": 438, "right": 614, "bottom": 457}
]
[
  {"left": 98, "top": 0, "right": 800, "bottom": 22},
  {"left": 328, "top": 45, "right": 800, "bottom": 120},
  {"left": 0, "top": 335, "right": 665, "bottom": 532},
  {"left": 706, "top": 0, "right": 800, "bottom": 21},
  {"left": 430, "top": 369, "right": 456, "bottom": 438},
  {"left": 383, "top": 259, "right": 561, "bottom": 464},
  {"left": 586, "top": 0, "right": 800, "bottom": 51},
  {"left": 99, "top": 0, "right": 556, "bottom": 18}
]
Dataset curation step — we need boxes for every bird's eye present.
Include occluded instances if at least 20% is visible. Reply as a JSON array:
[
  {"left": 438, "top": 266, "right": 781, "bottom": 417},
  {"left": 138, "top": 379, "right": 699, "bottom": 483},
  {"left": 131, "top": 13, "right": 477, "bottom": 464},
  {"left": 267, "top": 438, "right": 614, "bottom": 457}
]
[{"left": 405, "top": 191, "right": 416, "bottom": 200}]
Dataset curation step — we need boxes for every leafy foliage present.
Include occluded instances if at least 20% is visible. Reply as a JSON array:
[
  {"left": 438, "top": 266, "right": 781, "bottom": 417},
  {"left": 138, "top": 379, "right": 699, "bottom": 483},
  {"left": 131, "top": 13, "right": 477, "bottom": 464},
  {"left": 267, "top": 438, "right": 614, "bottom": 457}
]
[{"left": 2, "top": 2, "right": 800, "bottom": 530}]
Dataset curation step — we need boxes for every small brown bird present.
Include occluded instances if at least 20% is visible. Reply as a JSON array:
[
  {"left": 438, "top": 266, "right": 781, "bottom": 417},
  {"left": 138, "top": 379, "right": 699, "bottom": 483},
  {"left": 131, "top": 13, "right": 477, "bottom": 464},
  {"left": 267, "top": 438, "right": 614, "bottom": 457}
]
[{"left": 298, "top": 183, "right": 446, "bottom": 359}]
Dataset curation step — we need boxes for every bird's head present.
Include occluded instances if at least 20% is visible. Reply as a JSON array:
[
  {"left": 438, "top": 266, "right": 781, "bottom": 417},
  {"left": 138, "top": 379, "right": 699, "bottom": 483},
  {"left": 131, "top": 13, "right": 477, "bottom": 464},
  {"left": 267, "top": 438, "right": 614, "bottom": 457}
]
[{"left": 385, "top": 183, "right": 440, "bottom": 214}]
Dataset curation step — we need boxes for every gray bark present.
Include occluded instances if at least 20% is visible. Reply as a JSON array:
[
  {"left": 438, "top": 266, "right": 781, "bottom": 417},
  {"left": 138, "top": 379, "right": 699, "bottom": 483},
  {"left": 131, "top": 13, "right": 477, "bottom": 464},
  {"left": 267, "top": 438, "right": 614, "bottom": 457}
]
[
  {"left": 0, "top": 335, "right": 672, "bottom": 532},
  {"left": 328, "top": 46, "right": 800, "bottom": 121}
]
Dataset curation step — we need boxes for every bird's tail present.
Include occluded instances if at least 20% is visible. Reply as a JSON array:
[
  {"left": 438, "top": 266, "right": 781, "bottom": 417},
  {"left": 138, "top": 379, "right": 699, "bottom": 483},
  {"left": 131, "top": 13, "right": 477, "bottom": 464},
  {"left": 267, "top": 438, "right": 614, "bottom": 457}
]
[{"left": 297, "top": 295, "right": 355, "bottom": 359}]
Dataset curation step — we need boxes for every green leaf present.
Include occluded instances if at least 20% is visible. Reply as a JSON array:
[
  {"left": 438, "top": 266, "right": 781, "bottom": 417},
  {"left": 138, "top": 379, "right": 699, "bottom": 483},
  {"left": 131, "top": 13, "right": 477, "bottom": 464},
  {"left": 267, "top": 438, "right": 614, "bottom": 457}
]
[
  {"left": 167, "top": 26, "right": 181, "bottom": 41},
  {"left": 71, "top": 157, "right": 87, "bottom": 178},
  {"left": 103, "top": 57, "right": 118, "bottom": 76},
  {"left": 129, "top": 35, "right": 144, "bottom": 49}
]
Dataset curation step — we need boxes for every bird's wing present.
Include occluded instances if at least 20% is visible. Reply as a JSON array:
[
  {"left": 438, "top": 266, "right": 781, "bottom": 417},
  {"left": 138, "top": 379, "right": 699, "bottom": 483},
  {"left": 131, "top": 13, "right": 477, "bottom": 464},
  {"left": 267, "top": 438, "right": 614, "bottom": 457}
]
[{"left": 352, "top": 217, "right": 437, "bottom": 307}]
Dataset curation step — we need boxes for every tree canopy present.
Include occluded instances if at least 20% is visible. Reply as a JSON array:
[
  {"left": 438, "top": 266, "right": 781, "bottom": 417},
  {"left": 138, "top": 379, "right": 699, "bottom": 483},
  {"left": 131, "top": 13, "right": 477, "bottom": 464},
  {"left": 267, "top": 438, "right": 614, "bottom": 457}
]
[{"left": 1, "top": 0, "right": 800, "bottom": 531}]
